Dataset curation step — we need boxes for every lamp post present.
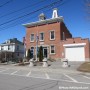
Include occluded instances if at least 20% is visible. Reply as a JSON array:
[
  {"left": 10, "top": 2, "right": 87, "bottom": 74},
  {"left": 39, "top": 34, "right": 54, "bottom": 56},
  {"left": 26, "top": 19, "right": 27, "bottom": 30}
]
[
  {"left": 23, "top": 37, "right": 26, "bottom": 59},
  {"left": 36, "top": 32, "right": 39, "bottom": 61},
  {"left": 36, "top": 44, "right": 37, "bottom": 61}
]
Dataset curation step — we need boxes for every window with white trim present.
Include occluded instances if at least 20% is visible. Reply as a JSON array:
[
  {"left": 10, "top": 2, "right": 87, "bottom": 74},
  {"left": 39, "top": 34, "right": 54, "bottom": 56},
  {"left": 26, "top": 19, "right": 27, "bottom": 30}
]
[
  {"left": 1, "top": 46, "right": 4, "bottom": 50},
  {"left": 8, "top": 45, "right": 10, "bottom": 50},
  {"left": 30, "top": 34, "right": 34, "bottom": 42},
  {"left": 50, "top": 31, "right": 55, "bottom": 40},
  {"left": 40, "top": 32, "right": 44, "bottom": 41},
  {"left": 50, "top": 45, "right": 55, "bottom": 54}
]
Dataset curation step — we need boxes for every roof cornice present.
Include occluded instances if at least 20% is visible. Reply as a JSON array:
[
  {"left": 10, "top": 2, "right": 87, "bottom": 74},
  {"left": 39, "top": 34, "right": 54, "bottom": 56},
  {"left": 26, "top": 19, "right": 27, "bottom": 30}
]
[
  {"left": 0, "top": 43, "right": 15, "bottom": 46},
  {"left": 23, "top": 17, "right": 63, "bottom": 27}
]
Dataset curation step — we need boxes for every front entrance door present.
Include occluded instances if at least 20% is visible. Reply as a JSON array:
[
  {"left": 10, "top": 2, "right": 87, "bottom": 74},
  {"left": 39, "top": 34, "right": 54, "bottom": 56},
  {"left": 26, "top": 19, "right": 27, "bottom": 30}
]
[{"left": 43, "top": 47, "right": 47, "bottom": 58}]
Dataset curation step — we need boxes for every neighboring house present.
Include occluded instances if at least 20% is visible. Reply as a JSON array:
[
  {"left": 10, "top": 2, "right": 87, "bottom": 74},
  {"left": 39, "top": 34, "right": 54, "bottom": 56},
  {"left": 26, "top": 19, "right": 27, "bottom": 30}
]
[
  {"left": 23, "top": 8, "right": 90, "bottom": 61},
  {"left": 0, "top": 38, "right": 24, "bottom": 62}
]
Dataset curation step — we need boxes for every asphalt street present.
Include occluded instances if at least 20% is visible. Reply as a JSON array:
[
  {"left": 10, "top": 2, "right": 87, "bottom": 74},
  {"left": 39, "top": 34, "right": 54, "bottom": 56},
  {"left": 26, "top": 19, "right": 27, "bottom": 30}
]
[{"left": 0, "top": 66, "right": 90, "bottom": 90}]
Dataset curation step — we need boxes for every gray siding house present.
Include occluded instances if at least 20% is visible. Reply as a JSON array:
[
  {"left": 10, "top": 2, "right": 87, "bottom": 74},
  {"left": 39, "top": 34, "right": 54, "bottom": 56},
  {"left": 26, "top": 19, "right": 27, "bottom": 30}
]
[{"left": 0, "top": 38, "right": 24, "bottom": 62}]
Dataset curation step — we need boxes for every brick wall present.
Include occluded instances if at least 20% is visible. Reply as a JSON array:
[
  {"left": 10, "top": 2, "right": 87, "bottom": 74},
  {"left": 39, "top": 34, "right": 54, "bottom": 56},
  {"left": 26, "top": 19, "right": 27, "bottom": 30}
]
[
  {"left": 60, "top": 37, "right": 90, "bottom": 60},
  {"left": 25, "top": 22, "right": 72, "bottom": 59},
  {"left": 60, "top": 22, "right": 72, "bottom": 40}
]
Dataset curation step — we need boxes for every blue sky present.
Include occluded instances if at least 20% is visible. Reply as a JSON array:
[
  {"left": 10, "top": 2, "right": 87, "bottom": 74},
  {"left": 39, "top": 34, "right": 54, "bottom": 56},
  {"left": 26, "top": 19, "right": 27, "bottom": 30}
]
[{"left": 0, "top": 0, "right": 90, "bottom": 43}]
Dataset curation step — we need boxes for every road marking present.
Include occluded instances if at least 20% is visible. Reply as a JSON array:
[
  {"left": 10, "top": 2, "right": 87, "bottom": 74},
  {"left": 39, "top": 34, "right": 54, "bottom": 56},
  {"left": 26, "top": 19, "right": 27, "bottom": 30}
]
[
  {"left": 0, "top": 68, "right": 9, "bottom": 72},
  {"left": 64, "top": 74, "right": 78, "bottom": 82},
  {"left": 0, "top": 67, "right": 4, "bottom": 68},
  {"left": 83, "top": 76, "right": 90, "bottom": 79},
  {"left": 45, "top": 73, "right": 50, "bottom": 79},
  {"left": 26, "top": 71, "right": 31, "bottom": 77},
  {"left": 6, "top": 73, "right": 90, "bottom": 85},
  {"left": 11, "top": 70, "right": 20, "bottom": 75},
  {"left": 0, "top": 71, "right": 90, "bottom": 85}
]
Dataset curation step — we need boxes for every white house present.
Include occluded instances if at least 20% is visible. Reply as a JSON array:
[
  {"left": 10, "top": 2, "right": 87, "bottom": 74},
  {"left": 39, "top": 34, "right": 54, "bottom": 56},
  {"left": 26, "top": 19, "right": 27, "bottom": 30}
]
[{"left": 0, "top": 38, "right": 24, "bottom": 62}]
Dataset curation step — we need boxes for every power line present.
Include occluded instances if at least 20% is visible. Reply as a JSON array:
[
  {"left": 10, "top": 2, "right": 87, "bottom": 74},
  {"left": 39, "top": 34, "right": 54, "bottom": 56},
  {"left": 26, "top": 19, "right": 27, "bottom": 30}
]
[
  {"left": 0, "top": 0, "right": 63, "bottom": 27},
  {"left": 0, "top": 0, "right": 13, "bottom": 7},
  {"left": 0, "top": 0, "right": 46, "bottom": 18},
  {"left": 0, "top": 0, "right": 69, "bottom": 31},
  {"left": 84, "top": 0, "right": 90, "bottom": 20}
]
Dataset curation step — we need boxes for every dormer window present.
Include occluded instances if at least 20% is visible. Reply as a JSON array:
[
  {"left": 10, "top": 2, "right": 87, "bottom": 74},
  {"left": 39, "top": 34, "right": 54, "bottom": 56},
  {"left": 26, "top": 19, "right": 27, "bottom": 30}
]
[{"left": 6, "top": 40, "right": 10, "bottom": 44}]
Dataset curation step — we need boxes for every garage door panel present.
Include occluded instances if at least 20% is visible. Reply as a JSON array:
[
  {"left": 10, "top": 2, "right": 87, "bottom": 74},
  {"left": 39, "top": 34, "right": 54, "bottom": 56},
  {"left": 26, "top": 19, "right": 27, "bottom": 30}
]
[{"left": 65, "top": 46, "right": 85, "bottom": 61}]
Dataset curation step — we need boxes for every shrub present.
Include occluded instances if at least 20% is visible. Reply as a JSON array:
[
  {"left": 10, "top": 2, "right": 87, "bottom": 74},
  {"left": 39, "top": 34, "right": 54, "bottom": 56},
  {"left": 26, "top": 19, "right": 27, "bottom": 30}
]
[
  {"left": 38, "top": 46, "right": 43, "bottom": 62},
  {"left": 27, "top": 49, "right": 32, "bottom": 60}
]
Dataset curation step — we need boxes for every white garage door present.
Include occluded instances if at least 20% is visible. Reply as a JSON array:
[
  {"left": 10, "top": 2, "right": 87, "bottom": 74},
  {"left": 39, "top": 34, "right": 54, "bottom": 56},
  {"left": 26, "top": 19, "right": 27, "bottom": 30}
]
[{"left": 65, "top": 46, "right": 85, "bottom": 61}]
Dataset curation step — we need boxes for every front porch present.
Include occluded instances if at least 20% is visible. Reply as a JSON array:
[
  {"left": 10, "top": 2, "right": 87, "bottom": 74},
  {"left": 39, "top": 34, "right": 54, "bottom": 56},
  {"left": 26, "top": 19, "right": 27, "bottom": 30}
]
[{"left": 0, "top": 51, "right": 15, "bottom": 63}]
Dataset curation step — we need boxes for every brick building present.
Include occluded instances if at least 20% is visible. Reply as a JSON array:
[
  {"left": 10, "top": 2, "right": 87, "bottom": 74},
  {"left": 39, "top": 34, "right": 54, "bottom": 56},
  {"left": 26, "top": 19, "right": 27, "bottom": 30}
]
[{"left": 23, "top": 8, "right": 90, "bottom": 61}]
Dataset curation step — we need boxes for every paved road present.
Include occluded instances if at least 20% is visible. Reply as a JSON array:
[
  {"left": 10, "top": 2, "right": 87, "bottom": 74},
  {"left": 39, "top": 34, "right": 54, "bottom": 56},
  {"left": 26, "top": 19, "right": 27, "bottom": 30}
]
[{"left": 0, "top": 66, "right": 90, "bottom": 90}]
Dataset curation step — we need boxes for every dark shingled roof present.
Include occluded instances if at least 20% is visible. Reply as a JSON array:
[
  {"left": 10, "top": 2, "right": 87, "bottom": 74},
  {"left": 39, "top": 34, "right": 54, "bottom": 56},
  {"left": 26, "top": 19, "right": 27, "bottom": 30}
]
[{"left": 2, "top": 38, "right": 23, "bottom": 45}]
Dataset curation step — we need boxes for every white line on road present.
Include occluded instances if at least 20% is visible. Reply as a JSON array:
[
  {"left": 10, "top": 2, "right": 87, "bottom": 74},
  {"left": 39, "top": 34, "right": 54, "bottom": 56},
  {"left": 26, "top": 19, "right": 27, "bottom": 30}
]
[
  {"left": 64, "top": 73, "right": 78, "bottom": 82},
  {"left": 11, "top": 70, "right": 20, "bottom": 75},
  {"left": 0, "top": 67, "right": 4, "bottom": 68},
  {"left": 0, "top": 68, "right": 9, "bottom": 72},
  {"left": 45, "top": 73, "right": 50, "bottom": 79},
  {"left": 26, "top": 71, "right": 31, "bottom": 77},
  {"left": 83, "top": 76, "right": 90, "bottom": 79},
  {"left": 0, "top": 72, "right": 90, "bottom": 85}
]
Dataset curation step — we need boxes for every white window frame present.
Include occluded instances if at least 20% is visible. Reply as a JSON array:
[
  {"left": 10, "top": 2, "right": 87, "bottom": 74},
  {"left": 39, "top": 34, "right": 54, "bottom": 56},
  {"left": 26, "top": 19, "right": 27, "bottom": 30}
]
[
  {"left": 50, "top": 45, "right": 55, "bottom": 54},
  {"left": 8, "top": 45, "right": 10, "bottom": 50},
  {"left": 50, "top": 30, "right": 55, "bottom": 40},
  {"left": 39, "top": 32, "right": 44, "bottom": 41},
  {"left": 30, "top": 34, "right": 34, "bottom": 42},
  {"left": 1, "top": 46, "right": 4, "bottom": 51}
]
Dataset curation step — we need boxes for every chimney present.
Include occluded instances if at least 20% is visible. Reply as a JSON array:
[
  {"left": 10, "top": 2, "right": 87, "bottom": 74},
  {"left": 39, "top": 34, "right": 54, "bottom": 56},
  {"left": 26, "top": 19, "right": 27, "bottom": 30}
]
[
  {"left": 39, "top": 13, "right": 46, "bottom": 21},
  {"left": 52, "top": 8, "right": 59, "bottom": 18}
]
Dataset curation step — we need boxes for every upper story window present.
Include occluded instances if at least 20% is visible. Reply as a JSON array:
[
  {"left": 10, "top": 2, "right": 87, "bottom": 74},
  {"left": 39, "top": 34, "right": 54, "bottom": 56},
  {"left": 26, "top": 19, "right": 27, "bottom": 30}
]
[
  {"left": 30, "top": 34, "right": 34, "bottom": 42},
  {"left": 50, "top": 45, "right": 55, "bottom": 54},
  {"left": 17, "top": 45, "right": 19, "bottom": 51},
  {"left": 50, "top": 31, "right": 55, "bottom": 40},
  {"left": 40, "top": 32, "right": 44, "bottom": 41},
  {"left": 1, "top": 46, "right": 4, "bottom": 50},
  {"left": 8, "top": 45, "right": 10, "bottom": 50}
]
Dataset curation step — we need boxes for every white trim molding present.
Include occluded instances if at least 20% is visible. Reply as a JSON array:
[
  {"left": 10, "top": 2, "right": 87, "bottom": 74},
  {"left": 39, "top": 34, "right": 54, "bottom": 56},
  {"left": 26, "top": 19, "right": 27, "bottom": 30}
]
[{"left": 63, "top": 43, "right": 86, "bottom": 47}]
